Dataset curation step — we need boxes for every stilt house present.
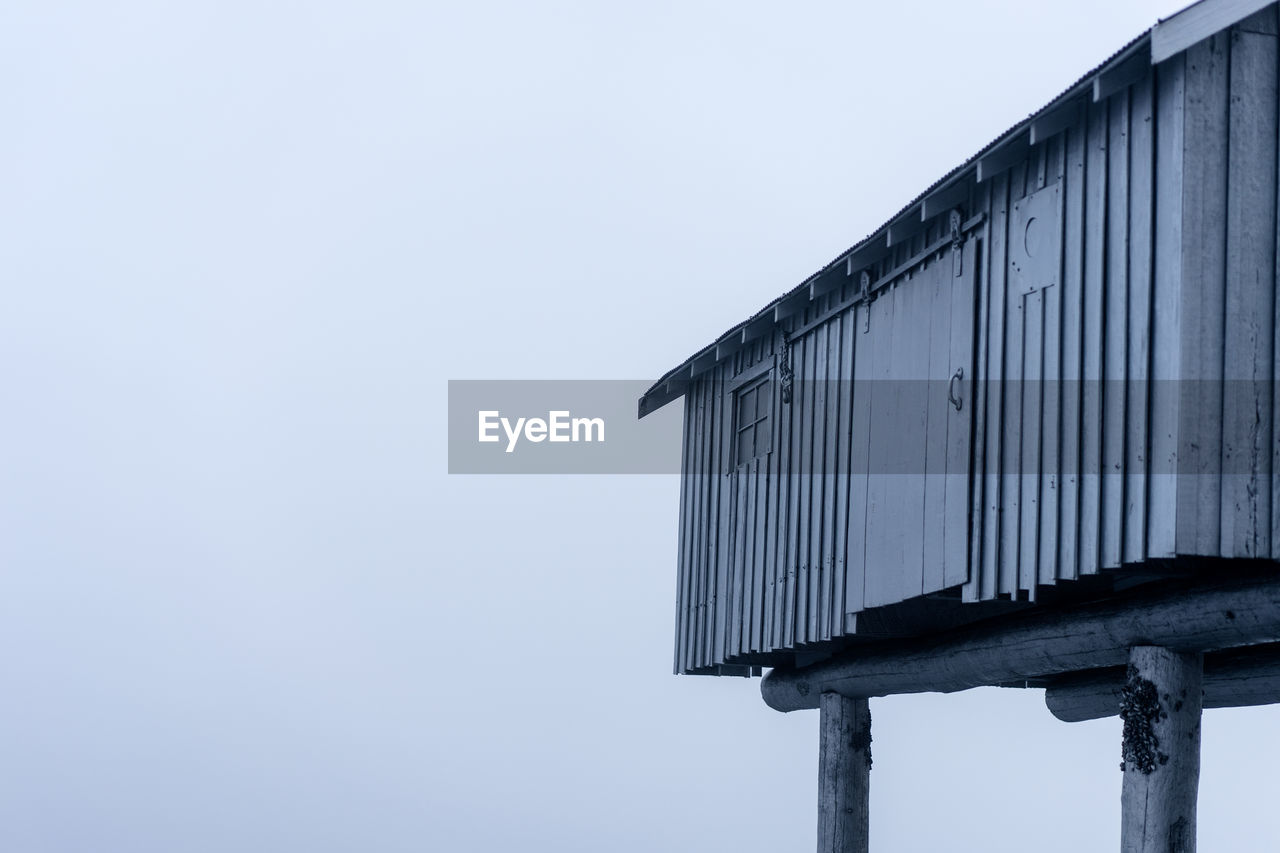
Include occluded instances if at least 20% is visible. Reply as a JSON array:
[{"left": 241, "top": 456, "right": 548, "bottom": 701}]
[{"left": 641, "top": 0, "right": 1280, "bottom": 681}]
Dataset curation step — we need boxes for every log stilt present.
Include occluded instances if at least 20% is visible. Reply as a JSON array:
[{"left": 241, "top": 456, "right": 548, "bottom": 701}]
[
  {"left": 817, "top": 693, "right": 870, "bottom": 853},
  {"left": 1120, "top": 646, "right": 1203, "bottom": 853}
]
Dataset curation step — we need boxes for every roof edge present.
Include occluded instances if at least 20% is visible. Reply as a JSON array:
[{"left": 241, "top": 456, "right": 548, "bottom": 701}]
[{"left": 639, "top": 0, "right": 1267, "bottom": 419}]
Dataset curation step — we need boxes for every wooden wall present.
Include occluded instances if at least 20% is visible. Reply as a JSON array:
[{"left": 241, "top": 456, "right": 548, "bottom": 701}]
[
  {"left": 968, "top": 56, "right": 1163, "bottom": 600},
  {"left": 672, "top": 7, "right": 1280, "bottom": 674},
  {"left": 1175, "top": 12, "right": 1280, "bottom": 562},
  {"left": 674, "top": 234, "right": 976, "bottom": 674}
]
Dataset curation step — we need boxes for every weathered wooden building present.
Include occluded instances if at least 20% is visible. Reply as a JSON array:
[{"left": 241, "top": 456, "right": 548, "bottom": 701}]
[
  {"left": 643, "top": 2, "right": 1280, "bottom": 850},
  {"left": 641, "top": 0, "right": 1280, "bottom": 677}
]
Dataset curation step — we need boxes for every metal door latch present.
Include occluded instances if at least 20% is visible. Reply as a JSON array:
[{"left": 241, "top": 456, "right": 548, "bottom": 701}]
[{"left": 948, "top": 366, "right": 964, "bottom": 411}]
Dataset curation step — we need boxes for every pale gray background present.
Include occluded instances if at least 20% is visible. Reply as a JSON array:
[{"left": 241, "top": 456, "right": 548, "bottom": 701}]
[{"left": 3, "top": 1, "right": 1278, "bottom": 851}]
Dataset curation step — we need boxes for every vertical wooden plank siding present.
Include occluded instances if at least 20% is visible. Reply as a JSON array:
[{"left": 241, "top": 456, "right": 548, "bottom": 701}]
[
  {"left": 1177, "top": 33, "right": 1229, "bottom": 558},
  {"left": 714, "top": 365, "right": 730, "bottom": 662},
  {"left": 1020, "top": 279, "right": 1045, "bottom": 595},
  {"left": 736, "top": 349, "right": 753, "bottom": 658},
  {"left": 981, "top": 173, "right": 1009, "bottom": 600},
  {"left": 798, "top": 333, "right": 816, "bottom": 641},
  {"left": 705, "top": 377, "right": 717, "bottom": 667},
  {"left": 686, "top": 380, "right": 703, "bottom": 670},
  {"left": 694, "top": 373, "right": 710, "bottom": 667},
  {"left": 1222, "top": 10, "right": 1277, "bottom": 558},
  {"left": 740, "top": 453, "right": 754, "bottom": 654},
  {"left": 678, "top": 383, "right": 694, "bottom": 671},
  {"left": 809, "top": 323, "right": 830, "bottom": 642},
  {"left": 965, "top": 203, "right": 993, "bottom": 603},
  {"left": 741, "top": 345, "right": 760, "bottom": 656},
  {"left": 1002, "top": 163, "right": 1026, "bottom": 597},
  {"left": 863, "top": 288, "right": 899, "bottom": 608},
  {"left": 1150, "top": 55, "right": 1185, "bottom": 560},
  {"left": 845, "top": 303, "right": 873, "bottom": 621},
  {"left": 1037, "top": 142, "right": 1066, "bottom": 588},
  {"left": 945, "top": 235, "right": 979, "bottom": 590},
  {"left": 1030, "top": 147, "right": 1050, "bottom": 595},
  {"left": 832, "top": 311, "right": 854, "bottom": 639},
  {"left": 781, "top": 340, "right": 800, "bottom": 653},
  {"left": 1274, "top": 19, "right": 1280, "bottom": 563},
  {"left": 668, "top": 42, "right": 1280, "bottom": 671},
  {"left": 773, "top": 330, "right": 794, "bottom": 652},
  {"left": 1079, "top": 97, "right": 1108, "bottom": 579},
  {"left": 1059, "top": 122, "right": 1087, "bottom": 582},
  {"left": 705, "top": 367, "right": 720, "bottom": 661},
  {"left": 750, "top": 345, "right": 766, "bottom": 657},
  {"left": 1101, "top": 90, "right": 1130, "bottom": 575},
  {"left": 1126, "top": 74, "right": 1155, "bottom": 567},
  {"left": 924, "top": 255, "right": 952, "bottom": 594},
  {"left": 820, "top": 315, "right": 845, "bottom": 640},
  {"left": 898, "top": 270, "right": 931, "bottom": 603},
  {"left": 674, "top": 394, "right": 693, "bottom": 673},
  {"left": 752, "top": 342, "right": 772, "bottom": 653},
  {"left": 764, "top": 333, "right": 783, "bottom": 652}
]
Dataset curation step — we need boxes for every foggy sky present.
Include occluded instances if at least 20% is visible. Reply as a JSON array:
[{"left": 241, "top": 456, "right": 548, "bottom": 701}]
[{"left": 3, "top": 2, "right": 1278, "bottom": 851}]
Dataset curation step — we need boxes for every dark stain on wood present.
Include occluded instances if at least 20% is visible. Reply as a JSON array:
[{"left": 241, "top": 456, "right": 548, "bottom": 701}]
[
  {"left": 1120, "top": 663, "right": 1169, "bottom": 774},
  {"left": 850, "top": 707, "right": 872, "bottom": 770},
  {"left": 1167, "top": 815, "right": 1191, "bottom": 853}
]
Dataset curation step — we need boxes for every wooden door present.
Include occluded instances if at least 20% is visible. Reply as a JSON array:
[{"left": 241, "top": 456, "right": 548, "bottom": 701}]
[{"left": 858, "top": 236, "right": 978, "bottom": 610}]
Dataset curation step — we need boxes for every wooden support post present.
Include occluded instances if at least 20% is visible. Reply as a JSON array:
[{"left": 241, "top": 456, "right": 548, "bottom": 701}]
[
  {"left": 817, "top": 693, "right": 870, "bottom": 853},
  {"left": 1120, "top": 646, "right": 1203, "bottom": 853}
]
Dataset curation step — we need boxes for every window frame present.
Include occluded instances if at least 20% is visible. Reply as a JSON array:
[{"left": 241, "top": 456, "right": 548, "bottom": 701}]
[{"left": 728, "top": 361, "right": 775, "bottom": 468}]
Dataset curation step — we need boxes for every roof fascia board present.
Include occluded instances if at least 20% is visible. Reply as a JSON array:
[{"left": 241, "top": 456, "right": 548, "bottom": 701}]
[
  {"left": 920, "top": 179, "right": 971, "bottom": 220},
  {"left": 1029, "top": 98, "right": 1084, "bottom": 145},
  {"left": 976, "top": 132, "right": 1031, "bottom": 183},
  {"left": 1152, "top": 0, "right": 1275, "bottom": 63},
  {"left": 1093, "top": 40, "right": 1152, "bottom": 100}
]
